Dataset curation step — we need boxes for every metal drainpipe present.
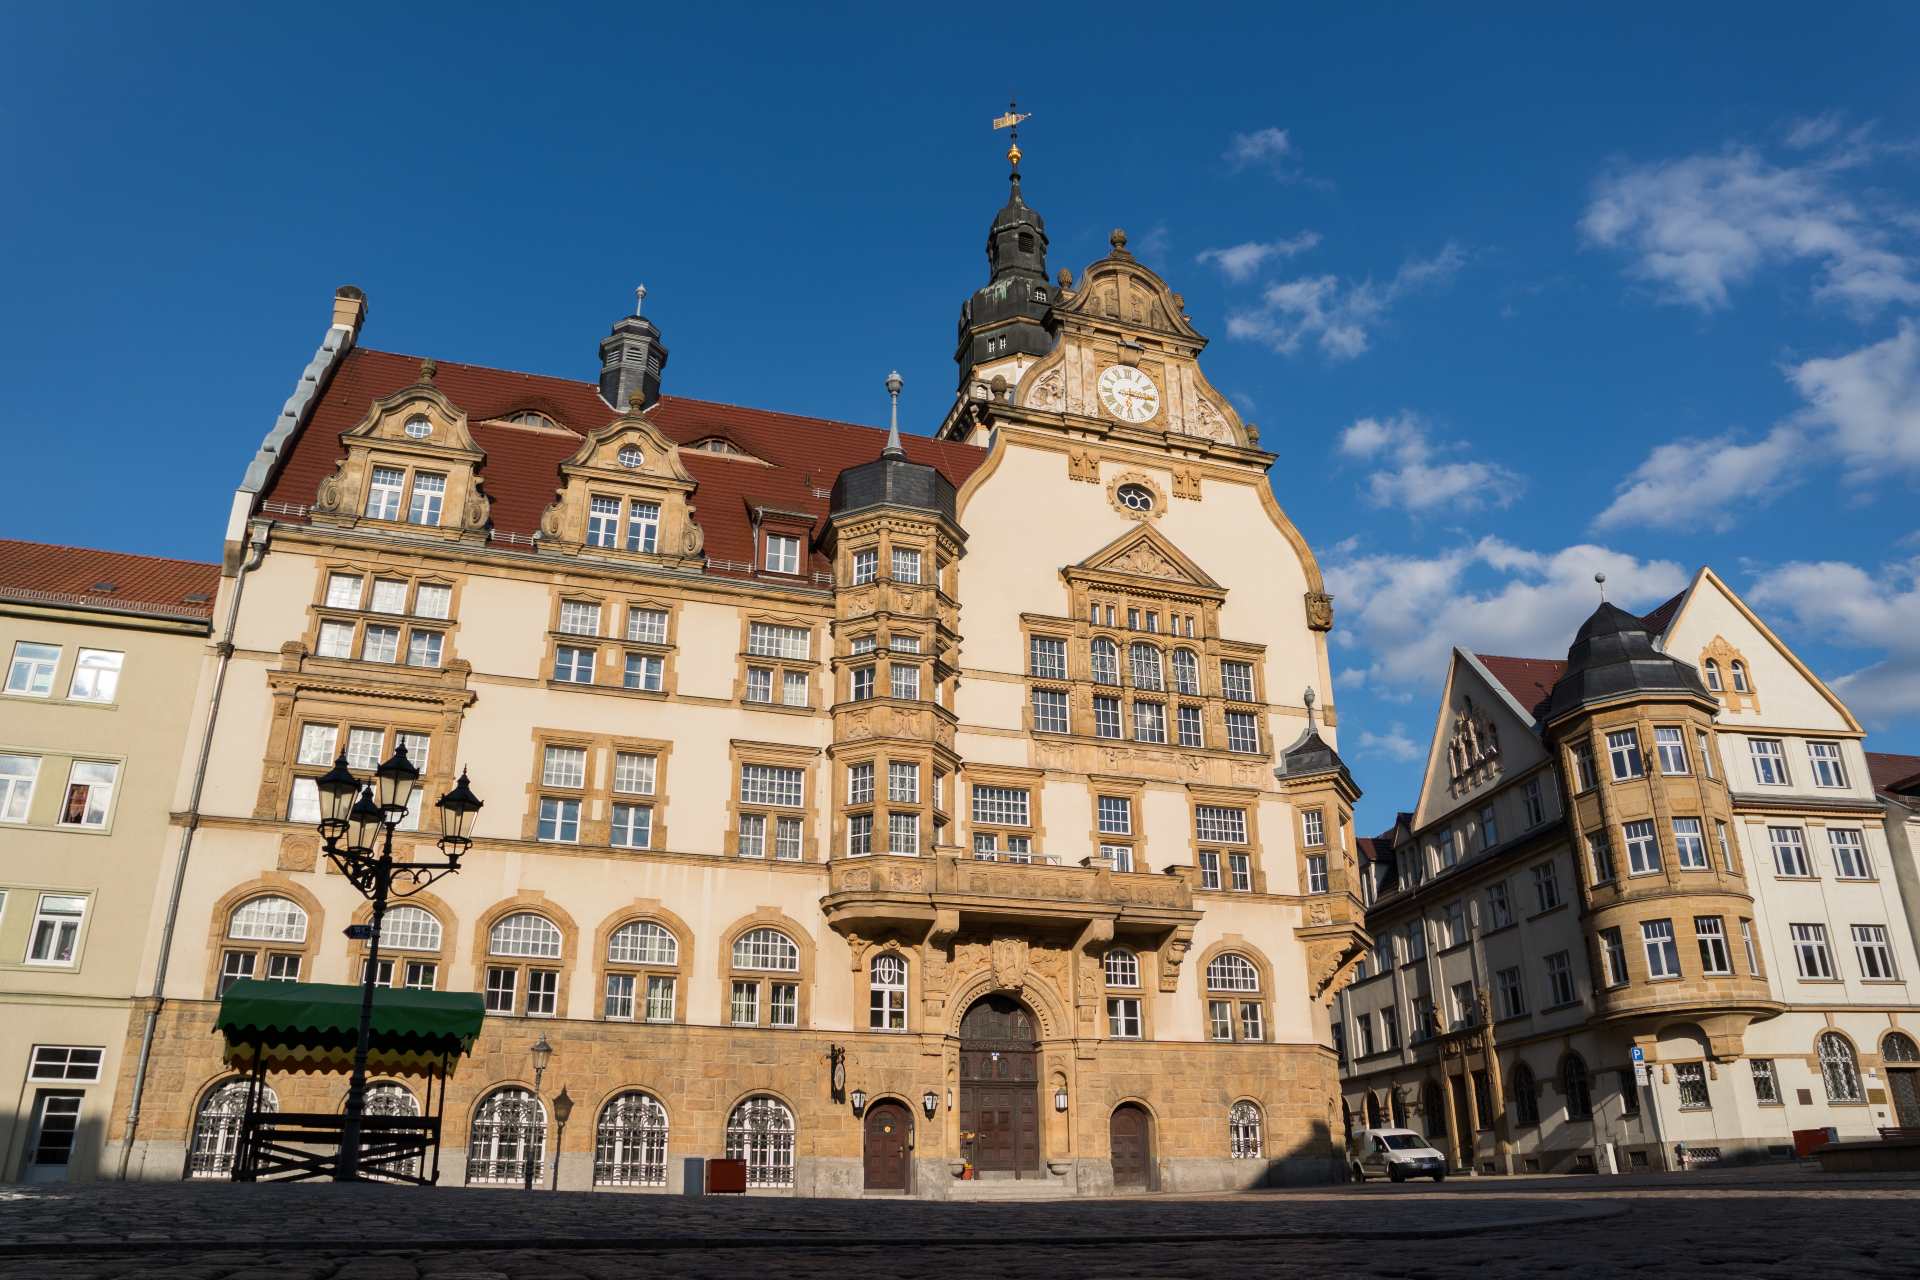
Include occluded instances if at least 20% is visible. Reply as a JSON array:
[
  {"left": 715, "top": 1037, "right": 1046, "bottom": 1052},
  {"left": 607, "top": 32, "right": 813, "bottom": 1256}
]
[{"left": 116, "top": 521, "right": 271, "bottom": 1179}]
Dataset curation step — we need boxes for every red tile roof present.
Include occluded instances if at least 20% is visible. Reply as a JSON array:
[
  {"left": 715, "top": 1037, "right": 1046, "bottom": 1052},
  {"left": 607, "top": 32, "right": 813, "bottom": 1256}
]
[
  {"left": 1639, "top": 589, "right": 1686, "bottom": 636},
  {"left": 258, "top": 347, "right": 988, "bottom": 578},
  {"left": 1867, "top": 751, "right": 1920, "bottom": 797},
  {"left": 0, "top": 539, "right": 220, "bottom": 622},
  {"left": 1476, "top": 654, "right": 1566, "bottom": 722}
]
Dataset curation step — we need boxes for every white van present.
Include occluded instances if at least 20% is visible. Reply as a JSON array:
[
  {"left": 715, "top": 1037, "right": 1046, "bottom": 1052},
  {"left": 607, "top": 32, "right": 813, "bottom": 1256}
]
[{"left": 1349, "top": 1128, "right": 1448, "bottom": 1182}]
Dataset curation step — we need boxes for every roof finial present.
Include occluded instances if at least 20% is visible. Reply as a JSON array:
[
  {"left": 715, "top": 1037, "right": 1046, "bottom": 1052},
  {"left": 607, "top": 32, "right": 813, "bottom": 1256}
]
[
  {"left": 1303, "top": 685, "right": 1317, "bottom": 732},
  {"left": 1594, "top": 570, "right": 1608, "bottom": 602},
  {"left": 417, "top": 357, "right": 437, "bottom": 384},
  {"left": 883, "top": 369, "right": 905, "bottom": 458},
  {"left": 993, "top": 97, "right": 1031, "bottom": 194},
  {"left": 634, "top": 284, "right": 646, "bottom": 317}
]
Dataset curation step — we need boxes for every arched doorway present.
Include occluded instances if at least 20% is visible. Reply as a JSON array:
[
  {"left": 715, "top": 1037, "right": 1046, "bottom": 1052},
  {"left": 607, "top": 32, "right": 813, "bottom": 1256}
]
[
  {"left": 1109, "top": 1103, "right": 1151, "bottom": 1189},
  {"left": 1886, "top": 1033, "right": 1920, "bottom": 1128},
  {"left": 862, "top": 1098, "right": 912, "bottom": 1191},
  {"left": 958, "top": 994, "right": 1040, "bottom": 1175}
]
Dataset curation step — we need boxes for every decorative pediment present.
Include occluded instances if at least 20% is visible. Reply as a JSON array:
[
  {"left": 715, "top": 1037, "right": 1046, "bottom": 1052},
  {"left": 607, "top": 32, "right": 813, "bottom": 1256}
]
[
  {"left": 1051, "top": 234, "right": 1203, "bottom": 341},
  {"left": 310, "top": 360, "right": 492, "bottom": 538},
  {"left": 1065, "top": 524, "right": 1225, "bottom": 599},
  {"left": 535, "top": 401, "right": 705, "bottom": 565}
]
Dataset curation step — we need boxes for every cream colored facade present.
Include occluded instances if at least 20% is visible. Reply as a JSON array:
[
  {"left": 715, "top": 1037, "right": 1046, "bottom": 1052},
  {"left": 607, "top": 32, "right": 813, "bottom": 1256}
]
[
  {"left": 107, "top": 230, "right": 1367, "bottom": 1193},
  {"left": 1337, "top": 568, "right": 1920, "bottom": 1173},
  {"left": 1, "top": 571, "right": 212, "bottom": 1182}
]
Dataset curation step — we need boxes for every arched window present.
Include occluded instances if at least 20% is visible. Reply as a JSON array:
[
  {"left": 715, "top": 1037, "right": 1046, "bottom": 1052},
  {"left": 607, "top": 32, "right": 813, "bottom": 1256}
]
[
  {"left": 730, "top": 927, "right": 801, "bottom": 1028},
  {"left": 604, "top": 920, "right": 679, "bottom": 1023},
  {"left": 467, "top": 1087, "right": 545, "bottom": 1184},
  {"left": 1511, "top": 1062, "right": 1540, "bottom": 1126},
  {"left": 726, "top": 1096, "right": 795, "bottom": 1187},
  {"left": 220, "top": 895, "right": 309, "bottom": 993},
  {"left": 1090, "top": 638, "right": 1119, "bottom": 686},
  {"left": 1818, "top": 1032, "right": 1863, "bottom": 1103},
  {"left": 1730, "top": 660, "right": 1750, "bottom": 693},
  {"left": 367, "top": 904, "right": 442, "bottom": 990},
  {"left": 1704, "top": 659, "right": 1723, "bottom": 692},
  {"left": 1364, "top": 1092, "right": 1383, "bottom": 1127},
  {"left": 1389, "top": 1086, "right": 1409, "bottom": 1128},
  {"left": 1171, "top": 648, "right": 1200, "bottom": 695},
  {"left": 1206, "top": 952, "right": 1264, "bottom": 1043},
  {"left": 188, "top": 1079, "right": 277, "bottom": 1178},
  {"left": 364, "top": 1081, "right": 422, "bottom": 1180},
  {"left": 869, "top": 953, "right": 908, "bottom": 1031},
  {"left": 1884, "top": 1032, "right": 1920, "bottom": 1063},
  {"left": 1562, "top": 1053, "right": 1593, "bottom": 1120},
  {"left": 1129, "top": 642, "right": 1163, "bottom": 691},
  {"left": 1103, "top": 947, "right": 1140, "bottom": 988},
  {"left": 594, "top": 1091, "right": 669, "bottom": 1187},
  {"left": 486, "top": 912, "right": 563, "bottom": 1017},
  {"left": 1228, "top": 1100, "right": 1263, "bottom": 1159}
]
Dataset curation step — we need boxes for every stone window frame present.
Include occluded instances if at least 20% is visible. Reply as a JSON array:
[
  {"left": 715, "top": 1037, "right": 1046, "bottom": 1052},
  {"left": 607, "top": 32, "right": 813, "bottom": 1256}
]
[
  {"left": 964, "top": 762, "right": 1048, "bottom": 863},
  {"left": 866, "top": 946, "right": 914, "bottom": 1032},
  {"left": 203, "top": 876, "right": 324, "bottom": 998},
  {"left": 1101, "top": 943, "right": 1154, "bottom": 1041},
  {"left": 262, "top": 713, "right": 443, "bottom": 827},
  {"left": 1197, "top": 937, "right": 1273, "bottom": 1043},
  {"left": 725, "top": 740, "right": 820, "bottom": 863},
  {"left": 1187, "top": 786, "right": 1266, "bottom": 895},
  {"left": 538, "top": 587, "right": 682, "bottom": 701},
  {"left": 533, "top": 407, "right": 703, "bottom": 568},
  {"left": 470, "top": 896, "right": 579, "bottom": 1019},
  {"left": 718, "top": 910, "right": 815, "bottom": 1030},
  {"left": 591, "top": 902, "right": 693, "bottom": 1025},
  {"left": 732, "top": 610, "right": 824, "bottom": 714},
  {"left": 833, "top": 745, "right": 936, "bottom": 861},
  {"left": 305, "top": 559, "right": 462, "bottom": 670},
  {"left": 309, "top": 377, "right": 491, "bottom": 542},
  {"left": 346, "top": 893, "right": 453, "bottom": 991},
  {"left": 1088, "top": 775, "right": 1147, "bottom": 874},
  {"left": 1814, "top": 1029, "right": 1865, "bottom": 1104},
  {"left": 1699, "top": 636, "right": 1761, "bottom": 714},
  {"left": 518, "top": 729, "right": 673, "bottom": 852}
]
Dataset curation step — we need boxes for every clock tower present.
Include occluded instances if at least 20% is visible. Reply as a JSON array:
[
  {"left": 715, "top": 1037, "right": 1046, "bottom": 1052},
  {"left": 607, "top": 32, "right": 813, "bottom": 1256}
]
[{"left": 954, "top": 146, "right": 1057, "bottom": 394}]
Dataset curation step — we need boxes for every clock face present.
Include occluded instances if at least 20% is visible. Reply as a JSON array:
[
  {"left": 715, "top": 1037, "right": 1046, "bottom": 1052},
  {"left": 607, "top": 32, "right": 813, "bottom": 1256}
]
[{"left": 1097, "top": 365, "right": 1160, "bottom": 423}]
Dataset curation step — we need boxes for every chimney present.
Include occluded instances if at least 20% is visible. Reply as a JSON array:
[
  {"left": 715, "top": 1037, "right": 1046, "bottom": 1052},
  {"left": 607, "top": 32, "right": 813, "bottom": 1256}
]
[
  {"left": 332, "top": 285, "right": 367, "bottom": 333},
  {"left": 599, "top": 284, "right": 669, "bottom": 411}
]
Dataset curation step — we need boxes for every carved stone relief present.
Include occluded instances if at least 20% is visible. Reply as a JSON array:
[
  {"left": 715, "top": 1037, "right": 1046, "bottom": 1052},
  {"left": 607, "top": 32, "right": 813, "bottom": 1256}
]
[{"left": 1305, "top": 591, "right": 1335, "bottom": 632}]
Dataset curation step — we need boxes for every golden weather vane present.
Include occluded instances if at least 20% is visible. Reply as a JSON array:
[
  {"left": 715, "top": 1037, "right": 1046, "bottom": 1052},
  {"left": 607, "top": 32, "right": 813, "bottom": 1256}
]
[{"left": 993, "top": 97, "right": 1030, "bottom": 167}]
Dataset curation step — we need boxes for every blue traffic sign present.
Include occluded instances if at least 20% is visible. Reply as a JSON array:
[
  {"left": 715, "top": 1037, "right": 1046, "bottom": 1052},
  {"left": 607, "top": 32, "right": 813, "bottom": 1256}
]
[{"left": 1630, "top": 1045, "right": 1644, "bottom": 1063}]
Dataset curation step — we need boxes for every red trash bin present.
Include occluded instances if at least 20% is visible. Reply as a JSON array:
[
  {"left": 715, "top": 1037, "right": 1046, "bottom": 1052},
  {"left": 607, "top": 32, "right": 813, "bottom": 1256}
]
[{"left": 706, "top": 1157, "right": 748, "bottom": 1193}]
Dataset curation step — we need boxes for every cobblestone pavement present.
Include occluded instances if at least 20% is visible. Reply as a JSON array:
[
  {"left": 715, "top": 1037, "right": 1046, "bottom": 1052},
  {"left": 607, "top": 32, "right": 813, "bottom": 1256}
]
[{"left": 0, "top": 1166, "right": 1913, "bottom": 1278}]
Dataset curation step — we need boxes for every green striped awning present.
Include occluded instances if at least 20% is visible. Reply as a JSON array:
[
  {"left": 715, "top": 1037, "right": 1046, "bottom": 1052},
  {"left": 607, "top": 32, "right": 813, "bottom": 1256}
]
[{"left": 214, "top": 980, "right": 485, "bottom": 1077}]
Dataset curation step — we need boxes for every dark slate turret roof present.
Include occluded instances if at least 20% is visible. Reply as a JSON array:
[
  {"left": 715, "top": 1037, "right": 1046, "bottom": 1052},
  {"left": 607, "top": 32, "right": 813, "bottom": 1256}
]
[
  {"left": 1276, "top": 721, "right": 1362, "bottom": 800},
  {"left": 829, "top": 447, "right": 956, "bottom": 522},
  {"left": 1542, "top": 601, "right": 1711, "bottom": 724}
]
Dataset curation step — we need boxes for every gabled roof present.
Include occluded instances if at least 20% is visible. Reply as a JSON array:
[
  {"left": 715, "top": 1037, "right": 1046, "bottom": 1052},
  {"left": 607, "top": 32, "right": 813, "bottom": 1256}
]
[
  {"left": 1475, "top": 655, "right": 1567, "bottom": 723},
  {"left": 1867, "top": 751, "right": 1920, "bottom": 798},
  {"left": 1639, "top": 589, "right": 1686, "bottom": 636},
  {"left": 0, "top": 539, "right": 220, "bottom": 622},
  {"left": 257, "top": 347, "right": 988, "bottom": 579}
]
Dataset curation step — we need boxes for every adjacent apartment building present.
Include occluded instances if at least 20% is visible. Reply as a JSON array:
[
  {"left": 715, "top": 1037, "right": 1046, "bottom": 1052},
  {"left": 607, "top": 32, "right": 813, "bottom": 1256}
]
[
  {"left": 0, "top": 541, "right": 217, "bottom": 1182},
  {"left": 104, "top": 160, "right": 1369, "bottom": 1194},
  {"left": 1334, "top": 569, "right": 1920, "bottom": 1173}
]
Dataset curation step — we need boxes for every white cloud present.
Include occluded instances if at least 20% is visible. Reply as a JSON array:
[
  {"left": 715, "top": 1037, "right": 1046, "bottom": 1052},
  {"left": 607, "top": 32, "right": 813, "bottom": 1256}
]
[
  {"left": 1326, "top": 538, "right": 1690, "bottom": 690},
  {"left": 1225, "top": 127, "right": 1305, "bottom": 180},
  {"left": 1789, "top": 320, "right": 1920, "bottom": 479},
  {"left": 1746, "top": 556, "right": 1920, "bottom": 721},
  {"left": 1337, "top": 413, "right": 1521, "bottom": 514},
  {"left": 1592, "top": 424, "right": 1804, "bottom": 531},
  {"left": 1356, "top": 723, "right": 1422, "bottom": 762},
  {"left": 1132, "top": 223, "right": 1171, "bottom": 268},
  {"left": 1784, "top": 113, "right": 1846, "bottom": 150},
  {"left": 1226, "top": 244, "right": 1466, "bottom": 360},
  {"left": 1195, "top": 232, "right": 1322, "bottom": 283},
  {"left": 1580, "top": 138, "right": 1919, "bottom": 314}
]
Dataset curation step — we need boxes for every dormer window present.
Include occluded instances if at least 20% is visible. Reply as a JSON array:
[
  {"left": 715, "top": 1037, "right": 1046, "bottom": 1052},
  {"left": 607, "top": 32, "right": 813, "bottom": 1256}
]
[
  {"left": 765, "top": 533, "right": 801, "bottom": 576},
  {"left": 617, "top": 445, "right": 645, "bottom": 470},
  {"left": 404, "top": 416, "right": 433, "bottom": 440},
  {"left": 504, "top": 411, "right": 559, "bottom": 431},
  {"left": 407, "top": 474, "right": 446, "bottom": 526},
  {"left": 366, "top": 468, "right": 405, "bottom": 521}
]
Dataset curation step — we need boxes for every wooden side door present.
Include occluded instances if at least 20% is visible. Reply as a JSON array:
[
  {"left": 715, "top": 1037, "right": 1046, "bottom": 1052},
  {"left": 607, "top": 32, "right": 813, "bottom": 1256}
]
[
  {"left": 1109, "top": 1105, "right": 1149, "bottom": 1188},
  {"left": 862, "top": 1100, "right": 910, "bottom": 1190}
]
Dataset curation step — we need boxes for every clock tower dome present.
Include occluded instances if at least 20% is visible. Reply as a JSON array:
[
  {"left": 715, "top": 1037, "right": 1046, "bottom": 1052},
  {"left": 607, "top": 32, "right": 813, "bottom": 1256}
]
[{"left": 954, "top": 146, "right": 1057, "bottom": 394}]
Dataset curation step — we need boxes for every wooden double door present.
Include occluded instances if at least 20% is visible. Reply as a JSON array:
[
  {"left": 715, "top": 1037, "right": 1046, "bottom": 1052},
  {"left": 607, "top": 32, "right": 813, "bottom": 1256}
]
[
  {"left": 862, "top": 1100, "right": 912, "bottom": 1191},
  {"left": 958, "top": 995, "right": 1041, "bottom": 1175}
]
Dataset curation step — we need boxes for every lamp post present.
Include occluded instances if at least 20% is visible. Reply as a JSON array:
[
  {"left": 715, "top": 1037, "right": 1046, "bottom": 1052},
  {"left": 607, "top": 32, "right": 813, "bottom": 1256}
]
[
  {"left": 525, "top": 1034, "right": 553, "bottom": 1191},
  {"left": 550, "top": 1087, "right": 574, "bottom": 1191},
  {"left": 314, "top": 745, "right": 482, "bottom": 1183}
]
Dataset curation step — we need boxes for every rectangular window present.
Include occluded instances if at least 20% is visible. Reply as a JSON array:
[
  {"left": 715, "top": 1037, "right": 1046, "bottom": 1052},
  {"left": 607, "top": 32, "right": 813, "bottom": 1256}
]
[
  {"left": 1198, "top": 851, "right": 1221, "bottom": 890},
  {"left": 604, "top": 972, "right": 637, "bottom": 1020},
  {"left": 405, "top": 630, "right": 443, "bottom": 668},
  {"left": 1176, "top": 704, "right": 1204, "bottom": 747},
  {"left": 4, "top": 642, "right": 60, "bottom": 698},
  {"left": 1828, "top": 828, "right": 1870, "bottom": 879},
  {"left": 626, "top": 607, "right": 668, "bottom": 644},
  {"left": 1695, "top": 916, "right": 1731, "bottom": 974},
  {"left": 484, "top": 967, "right": 517, "bottom": 1014},
  {"left": 1239, "top": 1001, "right": 1264, "bottom": 1042},
  {"left": 610, "top": 803, "right": 652, "bottom": 849},
  {"left": 1132, "top": 701, "right": 1167, "bottom": 743},
  {"left": 847, "top": 763, "right": 875, "bottom": 805},
  {"left": 846, "top": 813, "right": 873, "bottom": 856},
  {"left": 558, "top": 601, "right": 601, "bottom": 636},
  {"left": 764, "top": 533, "right": 801, "bottom": 575},
  {"left": 27, "top": 1045, "right": 104, "bottom": 1083},
  {"left": 1225, "top": 710, "right": 1260, "bottom": 753},
  {"left": 1751, "top": 1058, "right": 1781, "bottom": 1106},
  {"left": 1523, "top": 776, "right": 1546, "bottom": 827},
  {"left": 1588, "top": 831, "right": 1616, "bottom": 883},
  {"left": 1405, "top": 922, "right": 1426, "bottom": 962},
  {"left": 26, "top": 895, "right": 87, "bottom": 965},
  {"left": 770, "top": 983, "right": 799, "bottom": 1027},
  {"left": 1655, "top": 726, "right": 1689, "bottom": 774},
  {"left": 0, "top": 754, "right": 39, "bottom": 822},
  {"left": 1097, "top": 795, "right": 1132, "bottom": 836},
  {"left": 542, "top": 746, "right": 586, "bottom": 788},
  {"left": 1496, "top": 966, "right": 1526, "bottom": 1018},
  {"left": 1220, "top": 660, "right": 1256, "bottom": 702},
  {"left": 365, "top": 467, "right": 404, "bottom": 520},
  {"left": 623, "top": 653, "right": 665, "bottom": 692},
  {"left": 58, "top": 761, "right": 117, "bottom": 828},
  {"left": 1487, "top": 882, "right": 1513, "bottom": 929},
  {"left": 644, "top": 974, "right": 675, "bottom": 1024},
  {"left": 1673, "top": 818, "right": 1708, "bottom": 869},
  {"left": 1607, "top": 729, "right": 1644, "bottom": 780},
  {"left": 1450, "top": 980, "right": 1478, "bottom": 1028},
  {"left": 740, "top": 764, "right": 804, "bottom": 807},
  {"left": 1443, "top": 900, "right": 1468, "bottom": 948},
  {"left": 1808, "top": 741, "right": 1848, "bottom": 789},
  {"left": 1697, "top": 730, "right": 1715, "bottom": 778},
  {"left": 1094, "top": 696, "right": 1122, "bottom": 739},
  {"left": 1031, "top": 687, "right": 1068, "bottom": 733},
  {"left": 1532, "top": 861, "right": 1562, "bottom": 912},
  {"left": 745, "top": 667, "right": 774, "bottom": 703},
  {"left": 736, "top": 812, "right": 767, "bottom": 858},
  {"left": 361, "top": 625, "right": 400, "bottom": 663},
  {"left": 1306, "top": 854, "right": 1328, "bottom": 894},
  {"left": 887, "top": 761, "right": 920, "bottom": 805},
  {"left": 1741, "top": 919, "right": 1760, "bottom": 975},
  {"left": 370, "top": 578, "right": 409, "bottom": 613},
  {"left": 972, "top": 785, "right": 1030, "bottom": 827},
  {"left": 66, "top": 649, "right": 123, "bottom": 703},
  {"left": 1228, "top": 852, "right": 1253, "bottom": 892},
  {"left": 1853, "top": 924, "right": 1898, "bottom": 980},
  {"left": 748, "top": 622, "right": 811, "bottom": 660},
  {"left": 781, "top": 669, "right": 809, "bottom": 706},
  {"left": 1195, "top": 805, "right": 1247, "bottom": 845},
  {"left": 1643, "top": 920, "right": 1680, "bottom": 979},
  {"left": 345, "top": 727, "right": 382, "bottom": 769},
  {"left": 525, "top": 969, "right": 557, "bottom": 1016},
  {"left": 1717, "top": 820, "right": 1735, "bottom": 872},
  {"left": 1171, "top": 650, "right": 1199, "bottom": 695},
  {"left": 1571, "top": 741, "right": 1597, "bottom": 791},
  {"left": 1355, "top": 1014, "right": 1375, "bottom": 1057},
  {"left": 1545, "top": 951, "right": 1576, "bottom": 1005},
  {"left": 406, "top": 472, "right": 445, "bottom": 526},
  {"left": 891, "top": 547, "right": 922, "bottom": 584},
  {"left": 1790, "top": 924, "right": 1834, "bottom": 979},
  {"left": 1380, "top": 1007, "right": 1399, "bottom": 1050},
  {"left": 1106, "top": 997, "right": 1142, "bottom": 1039},
  {"left": 1750, "top": 738, "right": 1790, "bottom": 786},
  {"left": 537, "top": 797, "right": 580, "bottom": 843},
  {"left": 586, "top": 495, "right": 621, "bottom": 547},
  {"left": 1676, "top": 1062, "right": 1711, "bottom": 1111},
  {"left": 415, "top": 583, "right": 452, "bottom": 619},
  {"left": 889, "top": 663, "right": 920, "bottom": 701},
  {"left": 1769, "top": 826, "right": 1811, "bottom": 877},
  {"left": 1601, "top": 927, "right": 1628, "bottom": 987},
  {"left": 1623, "top": 819, "right": 1660, "bottom": 875},
  {"left": 852, "top": 548, "right": 878, "bottom": 585},
  {"left": 625, "top": 501, "right": 661, "bottom": 553},
  {"left": 1028, "top": 635, "right": 1067, "bottom": 679},
  {"left": 287, "top": 777, "right": 321, "bottom": 823},
  {"left": 317, "top": 620, "right": 354, "bottom": 659},
  {"left": 850, "top": 666, "right": 875, "bottom": 701},
  {"left": 730, "top": 980, "right": 759, "bottom": 1025},
  {"left": 612, "top": 751, "right": 658, "bottom": 796},
  {"left": 325, "top": 572, "right": 363, "bottom": 609},
  {"left": 886, "top": 811, "right": 918, "bottom": 855},
  {"left": 1208, "top": 999, "right": 1235, "bottom": 1041}
]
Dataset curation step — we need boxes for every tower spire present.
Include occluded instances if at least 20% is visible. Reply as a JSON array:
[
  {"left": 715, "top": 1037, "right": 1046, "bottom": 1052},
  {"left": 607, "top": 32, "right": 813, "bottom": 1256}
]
[
  {"left": 993, "top": 98, "right": 1032, "bottom": 200},
  {"left": 883, "top": 370, "right": 905, "bottom": 458}
]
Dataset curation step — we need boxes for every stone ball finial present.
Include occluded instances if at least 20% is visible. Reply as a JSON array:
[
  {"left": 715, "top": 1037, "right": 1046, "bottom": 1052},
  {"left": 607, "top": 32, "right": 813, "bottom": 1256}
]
[
  {"left": 1594, "top": 571, "right": 1607, "bottom": 585},
  {"left": 627, "top": 390, "right": 646, "bottom": 412},
  {"left": 634, "top": 284, "right": 647, "bottom": 316},
  {"left": 1110, "top": 228, "right": 1128, "bottom": 251},
  {"left": 418, "top": 357, "right": 437, "bottom": 383},
  {"left": 1303, "top": 686, "right": 1316, "bottom": 708},
  {"left": 1057, "top": 267, "right": 1073, "bottom": 289}
]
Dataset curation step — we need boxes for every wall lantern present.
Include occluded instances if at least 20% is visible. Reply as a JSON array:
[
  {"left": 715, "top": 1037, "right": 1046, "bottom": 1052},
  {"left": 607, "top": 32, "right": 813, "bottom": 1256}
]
[
  {"left": 1054, "top": 1086, "right": 1069, "bottom": 1113},
  {"left": 922, "top": 1091, "right": 939, "bottom": 1118},
  {"left": 850, "top": 1088, "right": 867, "bottom": 1114}
]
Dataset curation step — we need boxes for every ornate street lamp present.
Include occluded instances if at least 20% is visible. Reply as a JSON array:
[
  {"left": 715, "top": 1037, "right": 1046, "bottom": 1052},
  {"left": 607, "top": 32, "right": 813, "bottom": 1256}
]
[
  {"left": 313, "top": 744, "right": 483, "bottom": 1183},
  {"left": 850, "top": 1088, "right": 867, "bottom": 1115},
  {"left": 525, "top": 1035, "right": 554, "bottom": 1191},
  {"left": 550, "top": 1087, "right": 574, "bottom": 1191},
  {"left": 922, "top": 1091, "right": 938, "bottom": 1118}
]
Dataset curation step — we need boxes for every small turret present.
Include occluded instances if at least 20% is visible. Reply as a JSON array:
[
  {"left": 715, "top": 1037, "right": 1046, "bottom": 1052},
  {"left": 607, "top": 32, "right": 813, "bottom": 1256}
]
[{"left": 598, "top": 285, "right": 669, "bottom": 412}]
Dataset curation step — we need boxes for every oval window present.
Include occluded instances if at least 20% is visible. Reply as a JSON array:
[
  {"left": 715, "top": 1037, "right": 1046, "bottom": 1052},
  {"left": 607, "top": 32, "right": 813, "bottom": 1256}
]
[
  {"left": 404, "top": 416, "right": 433, "bottom": 440},
  {"left": 1116, "top": 484, "right": 1154, "bottom": 512},
  {"left": 617, "top": 445, "right": 645, "bottom": 470}
]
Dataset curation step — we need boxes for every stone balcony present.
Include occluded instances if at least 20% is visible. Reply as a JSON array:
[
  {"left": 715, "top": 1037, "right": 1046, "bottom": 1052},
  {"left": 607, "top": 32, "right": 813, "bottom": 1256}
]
[{"left": 821, "top": 852, "right": 1198, "bottom": 937}]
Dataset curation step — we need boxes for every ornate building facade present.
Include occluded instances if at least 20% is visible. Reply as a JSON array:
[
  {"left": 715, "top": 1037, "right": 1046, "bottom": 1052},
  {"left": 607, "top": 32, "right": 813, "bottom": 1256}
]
[
  {"left": 1335, "top": 570, "right": 1920, "bottom": 1173},
  {"left": 104, "top": 162, "right": 1368, "bottom": 1193}
]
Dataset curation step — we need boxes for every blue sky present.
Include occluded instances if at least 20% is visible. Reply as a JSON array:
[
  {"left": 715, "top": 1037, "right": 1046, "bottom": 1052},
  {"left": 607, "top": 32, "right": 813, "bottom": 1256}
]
[{"left": 5, "top": 4, "right": 1919, "bottom": 830}]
